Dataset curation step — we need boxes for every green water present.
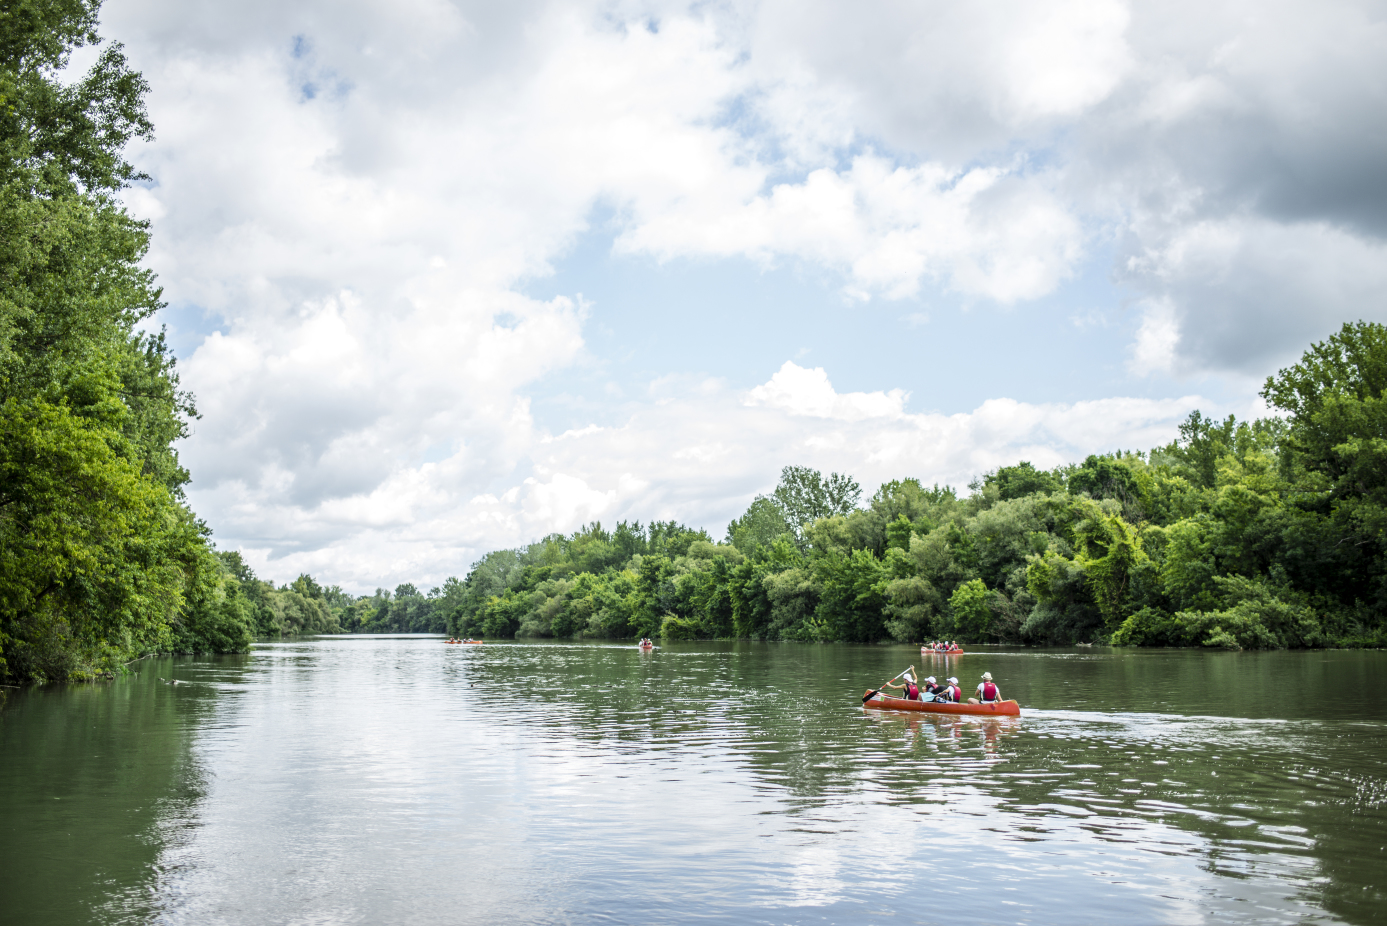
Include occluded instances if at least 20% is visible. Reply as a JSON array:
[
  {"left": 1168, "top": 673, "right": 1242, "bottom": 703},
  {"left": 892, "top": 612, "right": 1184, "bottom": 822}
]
[{"left": 1, "top": 639, "right": 1384, "bottom": 925}]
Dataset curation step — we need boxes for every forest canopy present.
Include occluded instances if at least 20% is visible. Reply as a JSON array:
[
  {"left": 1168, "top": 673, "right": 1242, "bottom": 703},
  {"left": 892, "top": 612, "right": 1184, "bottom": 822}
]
[{"left": 440, "top": 323, "right": 1387, "bottom": 651}]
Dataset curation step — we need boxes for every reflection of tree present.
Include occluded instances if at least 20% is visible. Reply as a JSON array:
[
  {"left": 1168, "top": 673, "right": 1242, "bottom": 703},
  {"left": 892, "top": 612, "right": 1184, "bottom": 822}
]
[{"left": 0, "top": 656, "right": 242, "bottom": 922}]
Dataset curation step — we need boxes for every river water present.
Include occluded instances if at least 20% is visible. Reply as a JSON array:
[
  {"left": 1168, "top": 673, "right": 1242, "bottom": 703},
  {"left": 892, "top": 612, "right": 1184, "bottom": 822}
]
[{"left": 1, "top": 638, "right": 1384, "bottom": 925}]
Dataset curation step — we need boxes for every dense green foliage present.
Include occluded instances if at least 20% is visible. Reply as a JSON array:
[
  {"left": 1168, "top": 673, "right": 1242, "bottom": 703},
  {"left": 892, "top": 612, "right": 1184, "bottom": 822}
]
[
  {"left": 447, "top": 328, "right": 1387, "bottom": 650},
  {"left": 0, "top": 1, "right": 253, "bottom": 682}
]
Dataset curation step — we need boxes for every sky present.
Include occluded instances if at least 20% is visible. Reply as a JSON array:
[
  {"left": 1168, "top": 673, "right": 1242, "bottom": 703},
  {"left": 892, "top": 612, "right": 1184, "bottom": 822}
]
[{"left": 96, "top": 0, "right": 1387, "bottom": 592}]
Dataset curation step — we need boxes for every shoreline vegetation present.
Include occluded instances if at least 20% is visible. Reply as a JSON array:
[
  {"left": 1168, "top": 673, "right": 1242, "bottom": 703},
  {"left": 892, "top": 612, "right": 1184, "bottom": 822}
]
[
  {"left": 326, "top": 319, "right": 1387, "bottom": 655},
  {"left": 3, "top": 6, "right": 1384, "bottom": 686},
  {"left": 429, "top": 332, "right": 1387, "bottom": 652}
]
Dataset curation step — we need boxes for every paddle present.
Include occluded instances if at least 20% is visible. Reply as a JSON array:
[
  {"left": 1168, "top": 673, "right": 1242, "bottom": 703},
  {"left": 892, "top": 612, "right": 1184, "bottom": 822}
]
[{"left": 862, "top": 667, "right": 914, "bottom": 703}]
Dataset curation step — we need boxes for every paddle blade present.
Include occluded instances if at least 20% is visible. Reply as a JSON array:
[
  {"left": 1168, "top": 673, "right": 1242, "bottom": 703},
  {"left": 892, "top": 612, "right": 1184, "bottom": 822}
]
[{"left": 862, "top": 689, "right": 880, "bottom": 703}]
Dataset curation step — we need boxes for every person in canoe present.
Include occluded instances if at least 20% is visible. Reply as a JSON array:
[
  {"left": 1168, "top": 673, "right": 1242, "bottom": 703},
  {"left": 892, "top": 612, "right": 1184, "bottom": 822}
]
[
  {"left": 970, "top": 672, "right": 1001, "bottom": 704},
  {"left": 921, "top": 676, "right": 943, "bottom": 700},
  {"left": 933, "top": 677, "right": 962, "bottom": 702},
  {"left": 883, "top": 667, "right": 921, "bottom": 700}
]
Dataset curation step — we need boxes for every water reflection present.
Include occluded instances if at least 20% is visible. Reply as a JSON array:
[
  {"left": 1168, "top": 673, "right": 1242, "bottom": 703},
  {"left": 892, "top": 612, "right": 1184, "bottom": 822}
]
[
  {"left": 2, "top": 639, "right": 1383, "bottom": 925},
  {"left": 0, "top": 654, "right": 251, "bottom": 926}
]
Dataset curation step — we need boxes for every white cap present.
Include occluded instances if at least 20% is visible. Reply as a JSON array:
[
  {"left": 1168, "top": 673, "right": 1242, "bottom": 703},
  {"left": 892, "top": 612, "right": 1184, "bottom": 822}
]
[
  {"left": 925, "top": 676, "right": 936, "bottom": 684},
  {"left": 947, "top": 677, "right": 958, "bottom": 684}
]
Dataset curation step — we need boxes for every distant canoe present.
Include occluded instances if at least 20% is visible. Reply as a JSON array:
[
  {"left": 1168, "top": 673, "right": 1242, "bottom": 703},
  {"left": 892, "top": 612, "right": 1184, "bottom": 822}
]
[
  {"left": 863, "top": 691, "right": 1019, "bottom": 717},
  {"left": 922, "top": 648, "right": 965, "bottom": 655}
]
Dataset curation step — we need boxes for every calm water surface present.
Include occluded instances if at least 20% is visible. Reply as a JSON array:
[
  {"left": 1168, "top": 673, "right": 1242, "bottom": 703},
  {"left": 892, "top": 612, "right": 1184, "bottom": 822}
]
[{"left": 2, "top": 639, "right": 1385, "bottom": 925}]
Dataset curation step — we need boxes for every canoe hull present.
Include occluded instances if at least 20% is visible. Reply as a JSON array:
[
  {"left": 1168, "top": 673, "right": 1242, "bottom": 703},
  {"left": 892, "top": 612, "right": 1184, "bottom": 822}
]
[{"left": 863, "top": 692, "right": 1020, "bottom": 716}]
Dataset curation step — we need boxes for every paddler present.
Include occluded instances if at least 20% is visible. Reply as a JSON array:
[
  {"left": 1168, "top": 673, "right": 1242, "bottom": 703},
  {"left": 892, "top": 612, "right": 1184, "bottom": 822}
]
[
  {"left": 935, "top": 677, "right": 961, "bottom": 702},
  {"left": 883, "top": 667, "right": 920, "bottom": 700},
  {"left": 921, "top": 676, "right": 943, "bottom": 700},
  {"left": 970, "top": 672, "right": 1001, "bottom": 704}
]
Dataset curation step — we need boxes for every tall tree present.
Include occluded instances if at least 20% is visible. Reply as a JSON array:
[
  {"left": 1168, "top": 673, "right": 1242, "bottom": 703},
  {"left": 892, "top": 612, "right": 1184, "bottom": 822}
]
[
  {"left": 772, "top": 466, "right": 860, "bottom": 550},
  {"left": 0, "top": 1, "right": 224, "bottom": 683}
]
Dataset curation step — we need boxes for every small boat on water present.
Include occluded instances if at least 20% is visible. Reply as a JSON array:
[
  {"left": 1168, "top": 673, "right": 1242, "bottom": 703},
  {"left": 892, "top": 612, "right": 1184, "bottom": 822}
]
[
  {"left": 863, "top": 691, "right": 1020, "bottom": 716},
  {"left": 922, "top": 647, "right": 964, "bottom": 655}
]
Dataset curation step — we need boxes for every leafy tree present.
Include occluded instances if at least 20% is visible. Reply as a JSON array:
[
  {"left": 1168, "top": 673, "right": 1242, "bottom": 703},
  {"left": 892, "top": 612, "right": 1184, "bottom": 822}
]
[
  {"left": 725, "top": 496, "right": 792, "bottom": 555},
  {"left": 949, "top": 578, "right": 992, "bottom": 641},
  {"left": 772, "top": 465, "right": 861, "bottom": 549},
  {"left": 0, "top": 2, "right": 251, "bottom": 682},
  {"left": 1263, "top": 321, "right": 1387, "bottom": 540},
  {"left": 293, "top": 574, "right": 325, "bottom": 600},
  {"left": 986, "top": 462, "right": 1063, "bottom": 500},
  {"left": 1068, "top": 454, "right": 1145, "bottom": 520}
]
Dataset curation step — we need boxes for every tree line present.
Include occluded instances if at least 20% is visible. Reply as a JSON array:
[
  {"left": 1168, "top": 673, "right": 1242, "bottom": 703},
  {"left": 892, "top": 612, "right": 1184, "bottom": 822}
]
[
  {"left": 441, "top": 323, "right": 1387, "bottom": 650},
  {"left": 106, "top": 320, "right": 1387, "bottom": 656}
]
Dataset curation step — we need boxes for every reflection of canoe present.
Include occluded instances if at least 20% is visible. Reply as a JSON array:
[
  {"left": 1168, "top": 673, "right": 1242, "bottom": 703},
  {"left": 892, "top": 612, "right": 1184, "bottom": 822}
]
[{"left": 863, "top": 691, "right": 1020, "bottom": 716}]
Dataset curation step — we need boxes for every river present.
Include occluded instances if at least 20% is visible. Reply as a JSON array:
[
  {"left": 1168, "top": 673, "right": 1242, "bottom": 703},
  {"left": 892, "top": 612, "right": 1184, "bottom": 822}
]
[{"left": 1, "top": 638, "right": 1384, "bottom": 925}]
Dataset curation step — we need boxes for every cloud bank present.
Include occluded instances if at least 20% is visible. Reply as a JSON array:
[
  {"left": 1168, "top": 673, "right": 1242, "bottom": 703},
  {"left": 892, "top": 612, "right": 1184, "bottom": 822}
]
[{"left": 96, "top": 0, "right": 1387, "bottom": 587}]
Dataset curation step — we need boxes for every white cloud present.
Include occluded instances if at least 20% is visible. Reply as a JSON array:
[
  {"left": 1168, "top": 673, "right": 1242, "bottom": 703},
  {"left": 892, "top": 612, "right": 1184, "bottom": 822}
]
[
  {"left": 1123, "top": 217, "right": 1387, "bottom": 376},
  {"left": 744, "top": 0, "right": 1133, "bottom": 155},
  {"left": 85, "top": 0, "right": 1387, "bottom": 587},
  {"left": 620, "top": 155, "right": 1085, "bottom": 302},
  {"left": 211, "top": 361, "right": 1210, "bottom": 591},
  {"left": 1129, "top": 298, "right": 1180, "bottom": 376},
  {"left": 746, "top": 361, "right": 907, "bottom": 421}
]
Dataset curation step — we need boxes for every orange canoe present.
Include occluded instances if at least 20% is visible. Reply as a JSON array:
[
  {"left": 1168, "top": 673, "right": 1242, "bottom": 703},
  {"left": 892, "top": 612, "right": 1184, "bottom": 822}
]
[{"left": 863, "top": 691, "right": 1020, "bottom": 716}]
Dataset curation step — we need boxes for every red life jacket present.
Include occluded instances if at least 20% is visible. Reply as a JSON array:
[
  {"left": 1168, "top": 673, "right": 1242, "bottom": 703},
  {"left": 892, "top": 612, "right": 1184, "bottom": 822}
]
[
  {"left": 980, "top": 682, "right": 998, "bottom": 701},
  {"left": 906, "top": 681, "right": 919, "bottom": 699},
  {"left": 940, "top": 685, "right": 960, "bottom": 702}
]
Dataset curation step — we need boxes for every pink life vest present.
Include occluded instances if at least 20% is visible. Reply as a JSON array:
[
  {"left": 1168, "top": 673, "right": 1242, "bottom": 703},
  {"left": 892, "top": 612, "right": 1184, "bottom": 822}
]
[{"left": 980, "top": 682, "right": 999, "bottom": 701}]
